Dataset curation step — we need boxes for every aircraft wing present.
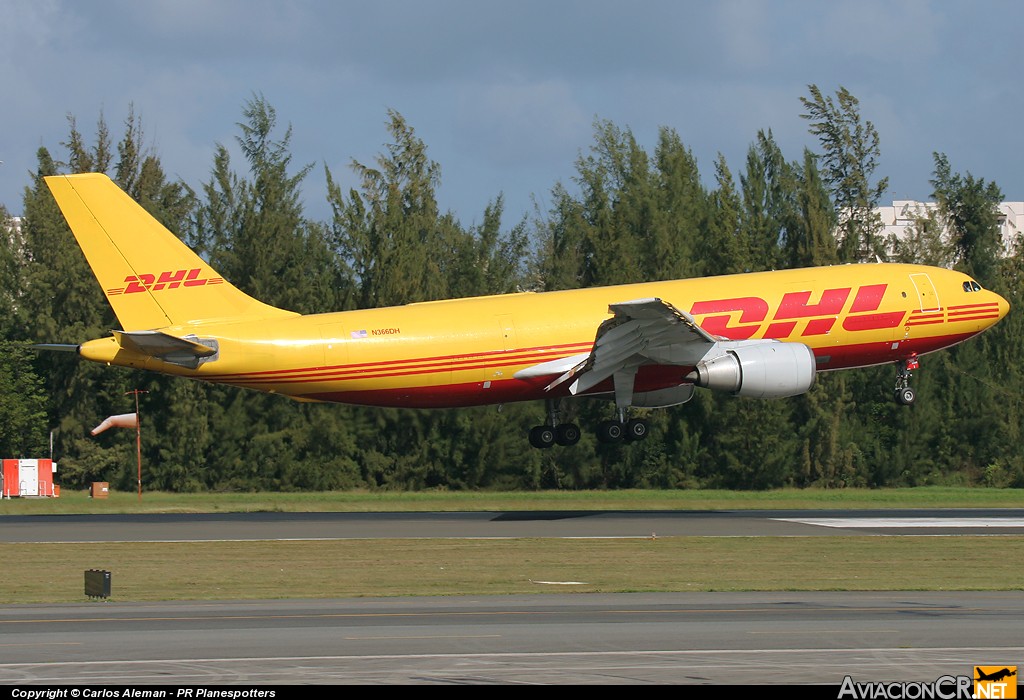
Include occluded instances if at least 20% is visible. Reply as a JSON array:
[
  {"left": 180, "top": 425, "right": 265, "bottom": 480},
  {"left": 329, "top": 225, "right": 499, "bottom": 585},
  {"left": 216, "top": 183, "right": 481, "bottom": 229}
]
[{"left": 544, "top": 298, "right": 717, "bottom": 396}]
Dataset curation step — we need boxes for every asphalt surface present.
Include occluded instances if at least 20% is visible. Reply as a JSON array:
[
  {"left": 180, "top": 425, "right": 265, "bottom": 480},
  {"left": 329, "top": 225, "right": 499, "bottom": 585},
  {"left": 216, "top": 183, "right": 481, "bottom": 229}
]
[
  {"left": 1, "top": 592, "right": 1022, "bottom": 685},
  {"left": 3, "top": 508, "right": 1024, "bottom": 542},
  {"left": 2, "top": 509, "right": 1022, "bottom": 686}
]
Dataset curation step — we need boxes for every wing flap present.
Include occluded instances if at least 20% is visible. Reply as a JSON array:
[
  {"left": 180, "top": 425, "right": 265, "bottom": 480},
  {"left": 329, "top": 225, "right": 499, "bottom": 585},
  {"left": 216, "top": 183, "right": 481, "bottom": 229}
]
[
  {"left": 512, "top": 352, "right": 591, "bottom": 380},
  {"left": 566, "top": 298, "right": 717, "bottom": 397}
]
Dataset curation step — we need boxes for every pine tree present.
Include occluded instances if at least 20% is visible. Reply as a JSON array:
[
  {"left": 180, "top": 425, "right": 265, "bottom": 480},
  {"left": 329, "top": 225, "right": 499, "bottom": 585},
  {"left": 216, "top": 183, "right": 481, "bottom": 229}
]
[
  {"left": 328, "top": 109, "right": 457, "bottom": 308},
  {"left": 739, "top": 130, "right": 797, "bottom": 271},
  {"left": 573, "top": 120, "right": 651, "bottom": 286},
  {"left": 702, "top": 154, "right": 749, "bottom": 275},
  {"left": 0, "top": 205, "right": 48, "bottom": 456},
  {"left": 651, "top": 126, "right": 706, "bottom": 280},
  {"left": 800, "top": 85, "right": 888, "bottom": 262},
  {"left": 532, "top": 182, "right": 590, "bottom": 292},
  {"left": 0, "top": 204, "right": 22, "bottom": 337},
  {"left": 930, "top": 153, "right": 1004, "bottom": 286},
  {"left": 787, "top": 149, "right": 837, "bottom": 267}
]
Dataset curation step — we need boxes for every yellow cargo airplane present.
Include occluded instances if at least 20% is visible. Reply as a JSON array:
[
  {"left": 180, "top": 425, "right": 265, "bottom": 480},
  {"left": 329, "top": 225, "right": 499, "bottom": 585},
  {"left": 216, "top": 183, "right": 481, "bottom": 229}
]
[{"left": 45, "top": 173, "right": 1009, "bottom": 448}]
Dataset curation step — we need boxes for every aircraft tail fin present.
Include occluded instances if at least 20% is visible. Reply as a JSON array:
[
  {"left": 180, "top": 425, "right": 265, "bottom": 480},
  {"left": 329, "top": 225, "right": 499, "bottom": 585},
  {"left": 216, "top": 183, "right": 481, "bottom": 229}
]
[{"left": 45, "top": 173, "right": 296, "bottom": 331}]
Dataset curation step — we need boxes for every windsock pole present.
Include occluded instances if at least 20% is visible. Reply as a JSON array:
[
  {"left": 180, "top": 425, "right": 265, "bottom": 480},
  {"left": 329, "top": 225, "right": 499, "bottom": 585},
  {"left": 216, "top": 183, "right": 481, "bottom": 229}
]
[
  {"left": 127, "top": 390, "right": 148, "bottom": 501},
  {"left": 91, "top": 389, "right": 149, "bottom": 501}
]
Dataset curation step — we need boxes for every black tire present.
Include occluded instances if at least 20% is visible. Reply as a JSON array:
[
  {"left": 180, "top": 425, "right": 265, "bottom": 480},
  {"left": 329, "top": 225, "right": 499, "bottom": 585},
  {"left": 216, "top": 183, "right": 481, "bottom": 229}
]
[
  {"left": 528, "top": 425, "right": 556, "bottom": 448},
  {"left": 555, "top": 423, "right": 581, "bottom": 446},
  {"left": 597, "top": 420, "right": 624, "bottom": 444},
  {"left": 625, "top": 418, "right": 649, "bottom": 441},
  {"left": 895, "top": 387, "right": 916, "bottom": 406}
]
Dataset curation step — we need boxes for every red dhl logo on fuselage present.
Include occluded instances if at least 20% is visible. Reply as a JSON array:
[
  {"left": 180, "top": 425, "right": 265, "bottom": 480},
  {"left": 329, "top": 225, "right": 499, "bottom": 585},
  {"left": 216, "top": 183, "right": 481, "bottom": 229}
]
[
  {"left": 690, "top": 284, "right": 905, "bottom": 339},
  {"left": 106, "top": 269, "right": 224, "bottom": 295}
]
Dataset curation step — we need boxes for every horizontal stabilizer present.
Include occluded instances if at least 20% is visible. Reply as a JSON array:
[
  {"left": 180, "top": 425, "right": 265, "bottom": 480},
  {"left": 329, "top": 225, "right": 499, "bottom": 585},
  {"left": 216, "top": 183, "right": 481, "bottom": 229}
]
[{"left": 113, "top": 330, "right": 218, "bottom": 369}]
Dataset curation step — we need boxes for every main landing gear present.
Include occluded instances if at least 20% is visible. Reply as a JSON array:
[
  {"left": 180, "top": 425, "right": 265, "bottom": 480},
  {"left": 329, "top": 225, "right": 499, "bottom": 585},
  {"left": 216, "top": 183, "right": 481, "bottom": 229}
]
[
  {"left": 597, "top": 411, "right": 649, "bottom": 445},
  {"left": 528, "top": 422, "right": 582, "bottom": 449},
  {"left": 894, "top": 356, "right": 919, "bottom": 406},
  {"left": 528, "top": 399, "right": 582, "bottom": 449},
  {"left": 527, "top": 400, "right": 650, "bottom": 448}
]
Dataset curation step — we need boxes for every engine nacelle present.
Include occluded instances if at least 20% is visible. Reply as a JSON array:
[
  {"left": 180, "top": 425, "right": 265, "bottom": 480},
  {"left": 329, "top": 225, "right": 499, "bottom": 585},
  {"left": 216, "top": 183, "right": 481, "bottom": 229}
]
[{"left": 687, "top": 341, "right": 816, "bottom": 399}]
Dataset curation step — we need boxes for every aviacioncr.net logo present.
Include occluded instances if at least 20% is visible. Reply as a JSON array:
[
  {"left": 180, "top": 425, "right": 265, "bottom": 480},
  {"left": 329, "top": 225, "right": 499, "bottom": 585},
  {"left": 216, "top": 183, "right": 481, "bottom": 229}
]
[
  {"left": 974, "top": 666, "right": 1017, "bottom": 699},
  {"left": 838, "top": 675, "right": 973, "bottom": 699}
]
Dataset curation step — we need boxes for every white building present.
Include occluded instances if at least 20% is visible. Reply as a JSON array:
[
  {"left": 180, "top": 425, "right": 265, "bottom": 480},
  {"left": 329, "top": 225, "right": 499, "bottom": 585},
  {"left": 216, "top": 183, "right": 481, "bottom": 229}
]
[{"left": 876, "top": 200, "right": 1023, "bottom": 257}]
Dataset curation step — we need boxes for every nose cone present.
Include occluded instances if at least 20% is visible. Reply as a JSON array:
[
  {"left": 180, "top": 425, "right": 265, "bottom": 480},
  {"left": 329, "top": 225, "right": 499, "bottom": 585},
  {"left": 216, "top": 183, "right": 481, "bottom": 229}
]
[{"left": 995, "top": 290, "right": 1011, "bottom": 322}]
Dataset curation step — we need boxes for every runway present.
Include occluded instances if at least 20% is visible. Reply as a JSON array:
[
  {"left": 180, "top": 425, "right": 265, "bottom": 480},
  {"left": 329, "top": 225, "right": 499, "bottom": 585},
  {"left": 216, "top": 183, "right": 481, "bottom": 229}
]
[
  {"left": 1, "top": 509, "right": 1022, "bottom": 685},
  {"left": 4, "top": 508, "right": 1024, "bottom": 543},
  {"left": 1, "top": 592, "right": 1023, "bottom": 685}
]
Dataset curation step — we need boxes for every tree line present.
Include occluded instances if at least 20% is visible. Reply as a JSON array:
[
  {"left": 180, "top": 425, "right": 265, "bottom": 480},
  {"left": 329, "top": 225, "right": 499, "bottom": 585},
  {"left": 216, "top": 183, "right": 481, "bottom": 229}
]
[{"left": 1, "top": 86, "right": 1020, "bottom": 492}]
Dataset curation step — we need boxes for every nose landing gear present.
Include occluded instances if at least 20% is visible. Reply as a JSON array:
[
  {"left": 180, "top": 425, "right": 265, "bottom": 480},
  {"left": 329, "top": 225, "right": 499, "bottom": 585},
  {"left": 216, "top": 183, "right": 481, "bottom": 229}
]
[{"left": 894, "top": 356, "right": 919, "bottom": 406}]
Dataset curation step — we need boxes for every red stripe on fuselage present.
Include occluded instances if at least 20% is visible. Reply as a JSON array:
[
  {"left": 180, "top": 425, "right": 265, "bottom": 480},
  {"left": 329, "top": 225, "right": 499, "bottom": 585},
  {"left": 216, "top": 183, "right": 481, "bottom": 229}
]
[
  {"left": 946, "top": 313, "right": 1000, "bottom": 322},
  {"left": 295, "top": 331, "right": 981, "bottom": 408},
  {"left": 301, "top": 364, "right": 693, "bottom": 408},
  {"left": 815, "top": 331, "right": 978, "bottom": 370},
  {"left": 948, "top": 303, "right": 999, "bottom": 311},
  {"left": 202, "top": 341, "right": 593, "bottom": 382}
]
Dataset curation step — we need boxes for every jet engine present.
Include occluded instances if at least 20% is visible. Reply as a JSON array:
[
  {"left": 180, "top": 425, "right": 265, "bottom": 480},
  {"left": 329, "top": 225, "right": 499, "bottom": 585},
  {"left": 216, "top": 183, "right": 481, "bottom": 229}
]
[{"left": 686, "top": 341, "right": 816, "bottom": 399}]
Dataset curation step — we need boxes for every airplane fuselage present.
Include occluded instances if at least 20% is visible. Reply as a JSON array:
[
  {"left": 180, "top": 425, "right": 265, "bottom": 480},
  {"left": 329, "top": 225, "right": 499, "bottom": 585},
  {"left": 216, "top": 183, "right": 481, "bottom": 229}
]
[{"left": 78, "top": 262, "right": 1008, "bottom": 408}]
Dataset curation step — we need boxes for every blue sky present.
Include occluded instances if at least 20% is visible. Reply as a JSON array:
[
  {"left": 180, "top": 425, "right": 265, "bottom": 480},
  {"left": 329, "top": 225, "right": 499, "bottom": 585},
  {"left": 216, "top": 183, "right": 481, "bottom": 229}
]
[{"left": 2, "top": 1, "right": 1021, "bottom": 228}]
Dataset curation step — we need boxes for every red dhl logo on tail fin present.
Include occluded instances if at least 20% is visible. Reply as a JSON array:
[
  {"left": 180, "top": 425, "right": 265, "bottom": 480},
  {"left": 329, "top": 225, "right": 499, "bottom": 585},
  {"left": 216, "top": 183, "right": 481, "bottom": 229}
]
[{"left": 106, "top": 269, "right": 224, "bottom": 296}]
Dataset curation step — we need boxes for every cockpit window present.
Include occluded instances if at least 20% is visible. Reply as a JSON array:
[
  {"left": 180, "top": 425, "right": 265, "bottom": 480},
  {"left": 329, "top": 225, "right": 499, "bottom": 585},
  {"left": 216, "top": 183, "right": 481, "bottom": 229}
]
[{"left": 962, "top": 280, "right": 983, "bottom": 292}]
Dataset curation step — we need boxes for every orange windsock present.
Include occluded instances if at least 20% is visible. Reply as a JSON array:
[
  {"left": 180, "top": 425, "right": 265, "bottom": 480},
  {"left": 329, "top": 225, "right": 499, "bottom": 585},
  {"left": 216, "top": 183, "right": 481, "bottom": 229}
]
[{"left": 91, "top": 413, "right": 139, "bottom": 435}]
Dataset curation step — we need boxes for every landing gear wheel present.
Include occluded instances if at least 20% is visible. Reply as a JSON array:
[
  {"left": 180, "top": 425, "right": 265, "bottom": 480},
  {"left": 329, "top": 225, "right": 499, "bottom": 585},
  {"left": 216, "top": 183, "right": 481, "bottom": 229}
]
[
  {"left": 597, "top": 420, "right": 624, "bottom": 444},
  {"left": 624, "top": 418, "right": 649, "bottom": 442},
  {"left": 893, "top": 357, "right": 917, "bottom": 406},
  {"left": 555, "top": 423, "right": 581, "bottom": 446},
  {"left": 528, "top": 425, "right": 556, "bottom": 449},
  {"left": 895, "top": 387, "right": 916, "bottom": 406}
]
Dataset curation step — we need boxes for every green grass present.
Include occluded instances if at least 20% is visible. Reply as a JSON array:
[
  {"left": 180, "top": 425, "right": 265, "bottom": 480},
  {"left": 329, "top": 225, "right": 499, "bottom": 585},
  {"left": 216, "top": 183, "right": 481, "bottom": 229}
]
[
  {"left": 4, "top": 537, "right": 1022, "bottom": 604},
  {"left": 2, "top": 487, "right": 1021, "bottom": 604}
]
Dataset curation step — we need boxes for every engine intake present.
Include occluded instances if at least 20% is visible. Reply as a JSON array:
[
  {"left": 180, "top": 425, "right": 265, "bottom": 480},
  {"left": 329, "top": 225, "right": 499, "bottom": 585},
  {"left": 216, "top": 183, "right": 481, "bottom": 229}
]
[{"left": 686, "top": 341, "right": 816, "bottom": 398}]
